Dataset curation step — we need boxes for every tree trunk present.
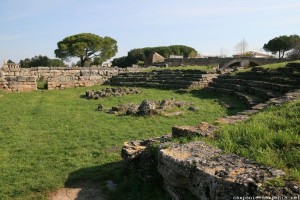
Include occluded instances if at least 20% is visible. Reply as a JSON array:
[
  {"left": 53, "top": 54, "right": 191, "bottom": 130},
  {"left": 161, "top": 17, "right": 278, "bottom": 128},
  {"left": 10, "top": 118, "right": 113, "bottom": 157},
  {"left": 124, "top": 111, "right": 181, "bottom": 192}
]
[
  {"left": 80, "top": 57, "right": 85, "bottom": 67},
  {"left": 281, "top": 51, "right": 285, "bottom": 58},
  {"left": 278, "top": 51, "right": 282, "bottom": 59}
]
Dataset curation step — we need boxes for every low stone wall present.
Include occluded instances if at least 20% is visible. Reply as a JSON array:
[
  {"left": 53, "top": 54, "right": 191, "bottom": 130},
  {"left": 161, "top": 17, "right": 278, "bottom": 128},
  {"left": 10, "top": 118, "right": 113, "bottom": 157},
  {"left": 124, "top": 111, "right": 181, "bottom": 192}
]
[
  {"left": 0, "top": 66, "right": 143, "bottom": 92},
  {"left": 0, "top": 76, "right": 36, "bottom": 92}
]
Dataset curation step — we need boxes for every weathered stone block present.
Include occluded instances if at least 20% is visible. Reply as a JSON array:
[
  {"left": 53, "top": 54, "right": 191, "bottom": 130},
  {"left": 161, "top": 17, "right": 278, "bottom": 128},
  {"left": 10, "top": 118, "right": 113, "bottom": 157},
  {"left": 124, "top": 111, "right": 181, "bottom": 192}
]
[
  {"left": 172, "top": 122, "right": 216, "bottom": 138},
  {"left": 158, "top": 141, "right": 285, "bottom": 200},
  {"left": 27, "top": 76, "right": 36, "bottom": 82},
  {"left": 17, "top": 76, "right": 27, "bottom": 82}
]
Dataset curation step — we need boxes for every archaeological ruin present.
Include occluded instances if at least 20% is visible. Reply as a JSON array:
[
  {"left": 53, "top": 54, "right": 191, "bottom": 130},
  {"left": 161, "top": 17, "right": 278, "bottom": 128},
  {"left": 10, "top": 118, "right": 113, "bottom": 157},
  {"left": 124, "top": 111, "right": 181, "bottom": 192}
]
[{"left": 1, "top": 59, "right": 300, "bottom": 199}]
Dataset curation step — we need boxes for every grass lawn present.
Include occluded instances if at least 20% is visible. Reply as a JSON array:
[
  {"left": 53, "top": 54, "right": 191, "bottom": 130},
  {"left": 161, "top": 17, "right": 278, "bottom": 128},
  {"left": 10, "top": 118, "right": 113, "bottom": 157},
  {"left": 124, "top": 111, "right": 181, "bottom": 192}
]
[{"left": 0, "top": 86, "right": 245, "bottom": 200}]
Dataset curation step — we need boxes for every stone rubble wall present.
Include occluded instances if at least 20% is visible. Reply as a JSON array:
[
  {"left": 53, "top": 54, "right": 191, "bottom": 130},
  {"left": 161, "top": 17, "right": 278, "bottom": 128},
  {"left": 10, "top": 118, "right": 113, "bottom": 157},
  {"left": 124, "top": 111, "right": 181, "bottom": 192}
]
[{"left": 0, "top": 66, "right": 142, "bottom": 92}]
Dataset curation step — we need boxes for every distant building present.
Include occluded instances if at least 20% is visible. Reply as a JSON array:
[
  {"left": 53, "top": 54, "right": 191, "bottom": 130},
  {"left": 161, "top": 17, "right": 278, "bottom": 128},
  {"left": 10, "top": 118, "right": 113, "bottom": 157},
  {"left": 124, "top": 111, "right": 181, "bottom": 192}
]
[
  {"left": 101, "top": 62, "right": 112, "bottom": 67},
  {"left": 2, "top": 60, "right": 20, "bottom": 68},
  {"left": 144, "top": 52, "right": 165, "bottom": 65},
  {"left": 170, "top": 55, "right": 183, "bottom": 59},
  {"left": 233, "top": 51, "right": 274, "bottom": 58}
]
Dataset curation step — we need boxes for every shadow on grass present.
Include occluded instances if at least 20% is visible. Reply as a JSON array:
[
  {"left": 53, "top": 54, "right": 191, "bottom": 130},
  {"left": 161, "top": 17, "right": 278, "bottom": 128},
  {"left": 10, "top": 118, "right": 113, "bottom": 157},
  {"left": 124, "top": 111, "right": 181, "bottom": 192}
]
[
  {"left": 189, "top": 88, "right": 248, "bottom": 115},
  {"left": 64, "top": 161, "right": 170, "bottom": 200}
]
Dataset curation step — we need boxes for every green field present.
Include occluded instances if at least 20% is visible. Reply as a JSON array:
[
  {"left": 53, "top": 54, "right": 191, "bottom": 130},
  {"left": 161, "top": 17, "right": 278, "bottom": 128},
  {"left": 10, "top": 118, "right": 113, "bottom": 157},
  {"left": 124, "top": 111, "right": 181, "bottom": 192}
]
[{"left": 0, "top": 86, "right": 246, "bottom": 199}]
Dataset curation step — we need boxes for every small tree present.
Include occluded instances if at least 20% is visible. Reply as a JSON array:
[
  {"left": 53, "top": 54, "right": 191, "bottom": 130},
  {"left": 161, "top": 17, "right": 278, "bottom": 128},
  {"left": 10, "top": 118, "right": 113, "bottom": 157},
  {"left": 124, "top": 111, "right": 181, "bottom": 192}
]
[
  {"left": 263, "top": 35, "right": 293, "bottom": 58},
  {"left": 54, "top": 33, "right": 117, "bottom": 67},
  {"left": 235, "top": 38, "right": 249, "bottom": 55}
]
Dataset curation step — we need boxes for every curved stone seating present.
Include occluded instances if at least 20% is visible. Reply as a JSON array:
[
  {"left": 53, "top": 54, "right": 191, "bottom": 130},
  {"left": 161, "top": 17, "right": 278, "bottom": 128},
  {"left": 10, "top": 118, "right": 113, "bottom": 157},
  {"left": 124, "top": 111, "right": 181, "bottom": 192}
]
[
  {"left": 206, "top": 62, "right": 300, "bottom": 108},
  {"left": 108, "top": 69, "right": 217, "bottom": 89}
]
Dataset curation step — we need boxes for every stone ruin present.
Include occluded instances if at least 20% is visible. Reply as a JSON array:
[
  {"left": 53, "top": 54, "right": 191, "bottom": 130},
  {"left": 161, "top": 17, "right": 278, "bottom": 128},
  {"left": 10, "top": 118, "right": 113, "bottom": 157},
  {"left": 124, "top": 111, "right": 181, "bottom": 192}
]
[
  {"left": 102, "top": 98, "right": 198, "bottom": 116},
  {"left": 0, "top": 66, "right": 143, "bottom": 92},
  {"left": 121, "top": 89, "right": 300, "bottom": 199},
  {"left": 85, "top": 87, "right": 141, "bottom": 99}
]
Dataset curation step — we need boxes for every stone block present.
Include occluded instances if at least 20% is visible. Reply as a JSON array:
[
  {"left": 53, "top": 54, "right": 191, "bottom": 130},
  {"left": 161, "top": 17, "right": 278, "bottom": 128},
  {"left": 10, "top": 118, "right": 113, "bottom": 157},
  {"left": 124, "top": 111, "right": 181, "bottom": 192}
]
[
  {"left": 27, "top": 76, "right": 36, "bottom": 82},
  {"left": 158, "top": 141, "right": 286, "bottom": 200},
  {"left": 172, "top": 122, "right": 216, "bottom": 138},
  {"left": 17, "top": 76, "right": 27, "bottom": 82}
]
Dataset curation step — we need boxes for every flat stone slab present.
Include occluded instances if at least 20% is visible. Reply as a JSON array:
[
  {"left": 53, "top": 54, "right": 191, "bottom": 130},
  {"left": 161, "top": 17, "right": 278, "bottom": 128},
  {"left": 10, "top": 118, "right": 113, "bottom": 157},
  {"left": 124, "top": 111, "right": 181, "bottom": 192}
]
[
  {"left": 216, "top": 114, "right": 250, "bottom": 124},
  {"left": 172, "top": 122, "right": 216, "bottom": 138}
]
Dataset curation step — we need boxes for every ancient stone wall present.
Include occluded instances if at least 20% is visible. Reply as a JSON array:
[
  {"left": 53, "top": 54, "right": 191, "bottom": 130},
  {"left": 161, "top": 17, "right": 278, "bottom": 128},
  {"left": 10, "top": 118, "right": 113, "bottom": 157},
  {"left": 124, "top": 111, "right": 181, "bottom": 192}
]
[
  {"left": 0, "top": 66, "right": 142, "bottom": 92},
  {"left": 0, "top": 76, "right": 37, "bottom": 92}
]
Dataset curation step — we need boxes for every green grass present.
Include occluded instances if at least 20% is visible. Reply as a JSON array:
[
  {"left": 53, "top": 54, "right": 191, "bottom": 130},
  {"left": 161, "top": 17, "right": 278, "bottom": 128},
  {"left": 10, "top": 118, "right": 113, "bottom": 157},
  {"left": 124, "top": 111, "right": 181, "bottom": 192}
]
[
  {"left": 0, "top": 86, "right": 244, "bottom": 200},
  {"left": 144, "top": 65, "right": 217, "bottom": 73},
  {"left": 235, "top": 60, "right": 300, "bottom": 74},
  {"left": 259, "top": 60, "right": 300, "bottom": 70},
  {"left": 210, "top": 100, "right": 300, "bottom": 181}
]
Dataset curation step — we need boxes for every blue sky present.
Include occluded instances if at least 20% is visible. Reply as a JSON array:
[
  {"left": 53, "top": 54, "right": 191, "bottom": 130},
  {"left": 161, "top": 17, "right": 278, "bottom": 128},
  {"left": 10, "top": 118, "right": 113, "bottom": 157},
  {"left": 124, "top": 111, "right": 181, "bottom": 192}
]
[{"left": 1, "top": 0, "right": 300, "bottom": 64}]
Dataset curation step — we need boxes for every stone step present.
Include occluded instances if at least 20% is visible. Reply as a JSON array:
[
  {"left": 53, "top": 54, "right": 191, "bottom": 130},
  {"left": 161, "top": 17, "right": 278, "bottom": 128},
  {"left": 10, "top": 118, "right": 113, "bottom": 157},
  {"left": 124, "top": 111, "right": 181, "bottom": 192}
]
[
  {"left": 110, "top": 81, "right": 188, "bottom": 89},
  {"left": 205, "top": 86, "right": 264, "bottom": 107},
  {"left": 146, "top": 79, "right": 195, "bottom": 84},
  {"left": 115, "top": 74, "right": 206, "bottom": 80},
  {"left": 239, "top": 72, "right": 300, "bottom": 80},
  {"left": 152, "top": 69, "right": 208, "bottom": 74},
  {"left": 234, "top": 74, "right": 300, "bottom": 86},
  {"left": 172, "top": 122, "right": 217, "bottom": 138},
  {"left": 109, "top": 77, "right": 149, "bottom": 82},
  {"left": 209, "top": 82, "right": 282, "bottom": 100},
  {"left": 286, "top": 62, "right": 300, "bottom": 71},
  {"left": 213, "top": 77, "right": 296, "bottom": 92}
]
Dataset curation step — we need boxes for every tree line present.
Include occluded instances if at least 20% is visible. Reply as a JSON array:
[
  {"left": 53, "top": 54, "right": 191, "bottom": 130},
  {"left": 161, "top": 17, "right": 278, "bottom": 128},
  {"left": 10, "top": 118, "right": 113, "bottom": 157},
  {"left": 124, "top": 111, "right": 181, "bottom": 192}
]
[{"left": 112, "top": 45, "right": 198, "bottom": 68}]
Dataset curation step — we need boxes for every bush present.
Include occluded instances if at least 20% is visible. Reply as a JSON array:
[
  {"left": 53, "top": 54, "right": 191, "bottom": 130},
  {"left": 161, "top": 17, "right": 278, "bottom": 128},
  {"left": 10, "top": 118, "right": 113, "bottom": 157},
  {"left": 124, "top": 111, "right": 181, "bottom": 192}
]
[{"left": 37, "top": 80, "right": 47, "bottom": 89}]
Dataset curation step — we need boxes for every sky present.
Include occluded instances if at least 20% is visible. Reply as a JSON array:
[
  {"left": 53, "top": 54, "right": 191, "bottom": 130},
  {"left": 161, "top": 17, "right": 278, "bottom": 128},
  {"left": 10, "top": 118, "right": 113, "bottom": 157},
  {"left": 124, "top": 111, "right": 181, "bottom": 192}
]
[{"left": 0, "top": 0, "right": 300, "bottom": 64}]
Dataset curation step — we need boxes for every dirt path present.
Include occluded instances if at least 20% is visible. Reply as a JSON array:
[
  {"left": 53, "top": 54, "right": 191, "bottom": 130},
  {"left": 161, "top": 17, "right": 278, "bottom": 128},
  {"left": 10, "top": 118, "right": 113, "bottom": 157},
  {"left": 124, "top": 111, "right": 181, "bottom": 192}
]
[{"left": 48, "top": 182, "right": 107, "bottom": 200}]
